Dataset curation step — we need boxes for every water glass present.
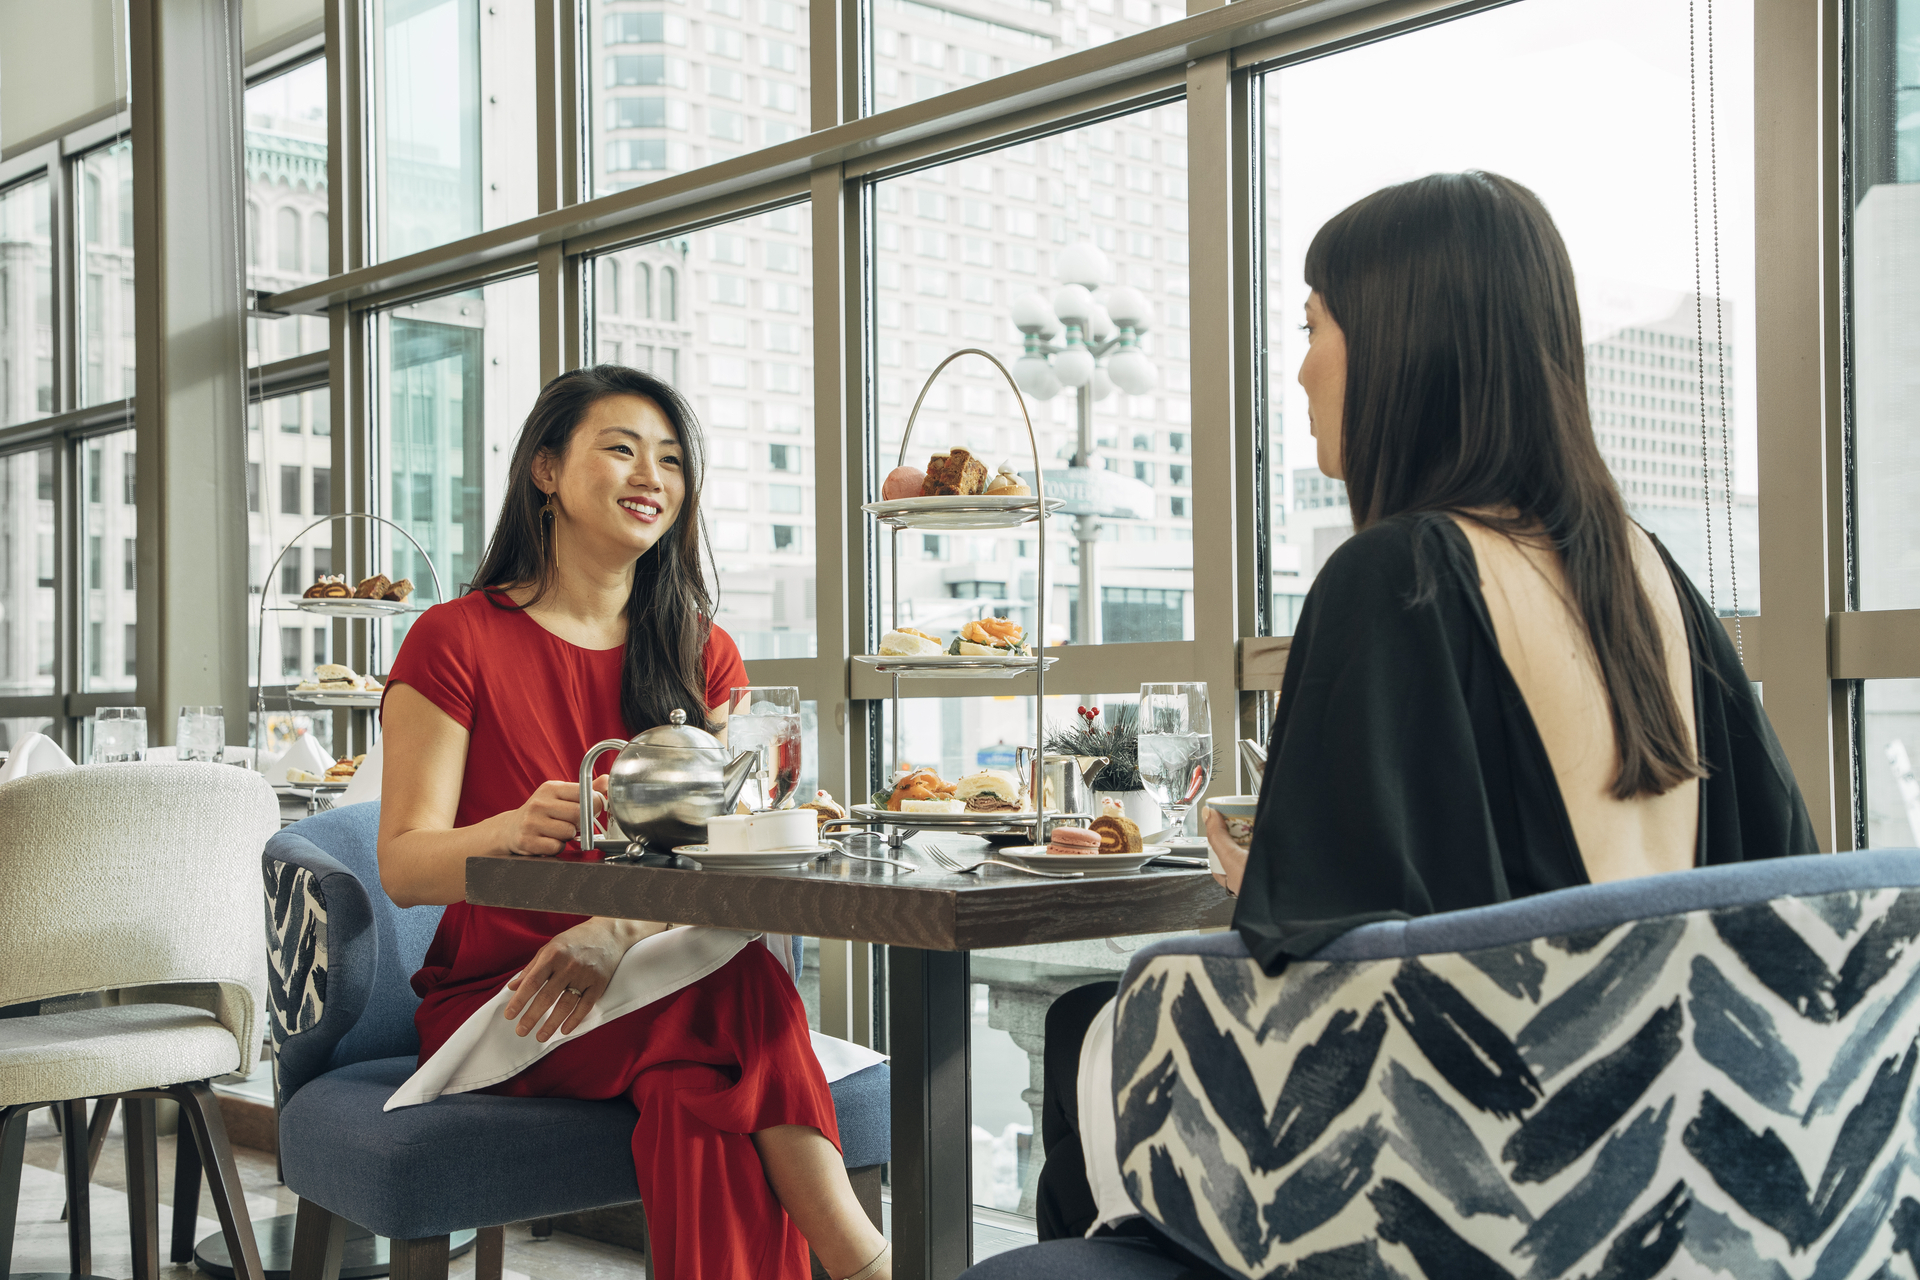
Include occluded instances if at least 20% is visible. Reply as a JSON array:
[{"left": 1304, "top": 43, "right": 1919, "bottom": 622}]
[
  {"left": 91, "top": 707, "right": 148, "bottom": 763},
  {"left": 1137, "top": 682, "right": 1212, "bottom": 838},
  {"left": 178, "top": 705, "right": 225, "bottom": 763},
  {"left": 727, "top": 686, "right": 802, "bottom": 810}
]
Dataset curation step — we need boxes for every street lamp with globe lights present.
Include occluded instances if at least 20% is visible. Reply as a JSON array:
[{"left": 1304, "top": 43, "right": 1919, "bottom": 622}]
[{"left": 1008, "top": 242, "right": 1158, "bottom": 646}]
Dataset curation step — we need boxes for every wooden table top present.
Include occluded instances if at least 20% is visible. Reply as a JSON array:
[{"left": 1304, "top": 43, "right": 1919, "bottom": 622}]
[{"left": 465, "top": 839, "right": 1236, "bottom": 951}]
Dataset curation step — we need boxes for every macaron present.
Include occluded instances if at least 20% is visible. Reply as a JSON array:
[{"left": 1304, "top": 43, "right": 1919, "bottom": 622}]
[{"left": 1047, "top": 825, "right": 1102, "bottom": 855}]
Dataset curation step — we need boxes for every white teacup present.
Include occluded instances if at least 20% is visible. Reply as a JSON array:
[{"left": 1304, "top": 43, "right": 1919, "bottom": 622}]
[{"left": 1205, "top": 795, "right": 1258, "bottom": 875}]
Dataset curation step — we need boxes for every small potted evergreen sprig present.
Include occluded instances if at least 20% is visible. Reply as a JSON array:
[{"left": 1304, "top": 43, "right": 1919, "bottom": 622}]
[{"left": 1043, "top": 704, "right": 1164, "bottom": 834}]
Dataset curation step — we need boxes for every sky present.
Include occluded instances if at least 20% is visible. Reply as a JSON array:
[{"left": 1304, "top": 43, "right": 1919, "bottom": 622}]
[{"left": 1268, "top": 0, "right": 1759, "bottom": 495}]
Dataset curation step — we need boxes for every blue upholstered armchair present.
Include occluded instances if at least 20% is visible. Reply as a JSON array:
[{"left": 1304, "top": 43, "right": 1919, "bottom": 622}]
[
  {"left": 263, "top": 803, "right": 891, "bottom": 1280},
  {"left": 966, "top": 850, "right": 1920, "bottom": 1280}
]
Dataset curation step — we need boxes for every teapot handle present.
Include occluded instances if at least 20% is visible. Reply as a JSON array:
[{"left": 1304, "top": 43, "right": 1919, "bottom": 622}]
[{"left": 578, "top": 739, "right": 628, "bottom": 851}]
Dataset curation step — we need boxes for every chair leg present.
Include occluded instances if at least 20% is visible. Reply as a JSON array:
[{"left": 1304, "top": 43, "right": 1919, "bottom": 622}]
[
  {"left": 61, "top": 1097, "right": 91, "bottom": 1276},
  {"left": 123, "top": 1097, "right": 161, "bottom": 1280},
  {"left": 0, "top": 1104, "right": 31, "bottom": 1278},
  {"left": 529, "top": 1217, "right": 553, "bottom": 1239},
  {"left": 388, "top": 1235, "right": 451, "bottom": 1280},
  {"left": 475, "top": 1225, "right": 505, "bottom": 1280},
  {"left": 175, "top": 1082, "right": 266, "bottom": 1280},
  {"left": 289, "top": 1197, "right": 347, "bottom": 1280},
  {"left": 61, "top": 1098, "right": 117, "bottom": 1223},
  {"left": 170, "top": 1112, "right": 203, "bottom": 1263}
]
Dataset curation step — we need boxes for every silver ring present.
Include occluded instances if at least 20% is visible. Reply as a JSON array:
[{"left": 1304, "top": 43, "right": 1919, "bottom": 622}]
[{"left": 562, "top": 985, "right": 585, "bottom": 999}]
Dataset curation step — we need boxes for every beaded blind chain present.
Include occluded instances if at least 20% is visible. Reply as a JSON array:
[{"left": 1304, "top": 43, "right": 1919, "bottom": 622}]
[{"left": 1690, "top": 0, "right": 1743, "bottom": 661}]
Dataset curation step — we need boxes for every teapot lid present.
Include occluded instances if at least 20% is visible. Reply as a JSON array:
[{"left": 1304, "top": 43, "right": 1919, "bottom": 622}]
[{"left": 631, "top": 707, "right": 724, "bottom": 752}]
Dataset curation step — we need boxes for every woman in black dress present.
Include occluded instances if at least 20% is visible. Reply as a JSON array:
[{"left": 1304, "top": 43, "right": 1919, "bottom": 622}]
[{"left": 1028, "top": 171, "right": 1815, "bottom": 1270}]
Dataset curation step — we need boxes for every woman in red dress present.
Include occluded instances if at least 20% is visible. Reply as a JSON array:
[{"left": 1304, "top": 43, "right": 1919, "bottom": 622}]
[{"left": 376, "top": 366, "right": 891, "bottom": 1280}]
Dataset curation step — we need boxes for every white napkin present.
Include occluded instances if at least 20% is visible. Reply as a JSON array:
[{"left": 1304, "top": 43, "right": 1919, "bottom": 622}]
[
  {"left": 386, "top": 926, "right": 886, "bottom": 1110},
  {"left": 264, "top": 733, "right": 333, "bottom": 784},
  {"left": 336, "top": 741, "right": 382, "bottom": 807},
  {"left": 0, "top": 733, "right": 75, "bottom": 786}
]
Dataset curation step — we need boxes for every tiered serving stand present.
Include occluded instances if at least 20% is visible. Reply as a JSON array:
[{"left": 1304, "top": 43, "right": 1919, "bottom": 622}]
[
  {"left": 852, "top": 349, "right": 1081, "bottom": 848},
  {"left": 252, "top": 511, "right": 445, "bottom": 760}
]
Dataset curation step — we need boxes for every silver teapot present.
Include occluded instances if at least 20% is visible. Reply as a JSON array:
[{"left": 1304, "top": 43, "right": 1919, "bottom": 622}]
[{"left": 578, "top": 709, "right": 760, "bottom": 850}]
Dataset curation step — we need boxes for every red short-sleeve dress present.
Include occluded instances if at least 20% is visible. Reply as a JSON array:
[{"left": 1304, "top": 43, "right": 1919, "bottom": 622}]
[{"left": 382, "top": 590, "right": 835, "bottom": 1280}]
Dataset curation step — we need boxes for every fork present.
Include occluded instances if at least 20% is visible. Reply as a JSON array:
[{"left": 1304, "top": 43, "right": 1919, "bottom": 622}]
[{"left": 920, "top": 840, "right": 1084, "bottom": 880}]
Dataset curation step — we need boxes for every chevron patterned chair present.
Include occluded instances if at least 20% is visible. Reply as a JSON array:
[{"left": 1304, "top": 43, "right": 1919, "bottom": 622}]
[
  {"left": 264, "top": 802, "right": 891, "bottom": 1280},
  {"left": 964, "top": 849, "right": 1920, "bottom": 1280}
]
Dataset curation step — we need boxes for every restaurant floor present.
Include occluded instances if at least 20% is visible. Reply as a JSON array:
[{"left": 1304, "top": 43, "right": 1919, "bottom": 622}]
[{"left": 8, "top": 1105, "right": 1039, "bottom": 1278}]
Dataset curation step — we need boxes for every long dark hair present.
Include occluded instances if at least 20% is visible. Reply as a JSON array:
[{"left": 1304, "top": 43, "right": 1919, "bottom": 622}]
[
  {"left": 469, "top": 365, "right": 718, "bottom": 735},
  {"left": 1306, "top": 171, "right": 1701, "bottom": 800}
]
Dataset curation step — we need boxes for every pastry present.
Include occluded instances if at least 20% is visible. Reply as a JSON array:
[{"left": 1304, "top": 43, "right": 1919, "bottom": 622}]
[
  {"left": 1089, "top": 813, "right": 1143, "bottom": 854},
  {"left": 882, "top": 466, "right": 926, "bottom": 500},
  {"left": 323, "top": 755, "right": 359, "bottom": 782},
  {"left": 384, "top": 578, "right": 414, "bottom": 602},
  {"left": 305, "top": 574, "right": 353, "bottom": 599},
  {"left": 923, "top": 448, "right": 988, "bottom": 496},
  {"left": 879, "top": 627, "right": 945, "bottom": 657},
  {"left": 354, "top": 574, "right": 392, "bottom": 600},
  {"left": 1046, "top": 825, "right": 1103, "bottom": 856},
  {"left": 901, "top": 798, "right": 965, "bottom": 814},
  {"left": 984, "top": 465, "right": 1030, "bottom": 496},
  {"left": 950, "top": 617, "right": 1029, "bottom": 657},
  {"left": 954, "top": 770, "right": 1021, "bottom": 812},
  {"left": 798, "top": 789, "right": 847, "bottom": 827},
  {"left": 887, "top": 767, "right": 956, "bottom": 811}
]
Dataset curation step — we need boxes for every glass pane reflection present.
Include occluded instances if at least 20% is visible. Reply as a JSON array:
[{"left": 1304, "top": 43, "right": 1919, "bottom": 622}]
[
  {"left": 79, "top": 429, "right": 137, "bottom": 692},
  {"left": 375, "top": 274, "right": 542, "bottom": 667},
  {"left": 374, "top": 0, "right": 537, "bottom": 261},
  {"left": 0, "top": 177, "right": 53, "bottom": 426},
  {"left": 1849, "top": 0, "right": 1920, "bottom": 609},
  {"left": 1259, "top": 0, "right": 1757, "bottom": 631},
  {"left": 246, "top": 56, "right": 330, "bottom": 362},
  {"left": 0, "top": 449, "right": 56, "bottom": 699},
  {"left": 77, "top": 140, "right": 135, "bottom": 410},
  {"left": 587, "top": 0, "right": 810, "bottom": 199}
]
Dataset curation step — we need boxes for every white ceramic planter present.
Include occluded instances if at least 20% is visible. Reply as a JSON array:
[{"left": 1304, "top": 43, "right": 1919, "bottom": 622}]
[{"left": 1092, "top": 789, "right": 1165, "bottom": 841}]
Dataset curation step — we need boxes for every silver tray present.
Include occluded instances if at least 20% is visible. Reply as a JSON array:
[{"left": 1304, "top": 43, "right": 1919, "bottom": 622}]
[
  {"left": 864, "top": 495, "right": 1064, "bottom": 531},
  {"left": 288, "top": 597, "right": 413, "bottom": 619},
  {"left": 293, "top": 690, "right": 384, "bottom": 707},
  {"left": 853, "top": 654, "right": 1055, "bottom": 679},
  {"left": 851, "top": 803, "right": 1073, "bottom": 828}
]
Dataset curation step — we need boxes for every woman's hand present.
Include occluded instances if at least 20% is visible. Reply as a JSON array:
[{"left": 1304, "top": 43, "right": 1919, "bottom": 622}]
[
  {"left": 1204, "top": 808, "right": 1249, "bottom": 896},
  {"left": 503, "top": 916, "right": 655, "bottom": 1041},
  {"left": 491, "top": 777, "right": 609, "bottom": 857}
]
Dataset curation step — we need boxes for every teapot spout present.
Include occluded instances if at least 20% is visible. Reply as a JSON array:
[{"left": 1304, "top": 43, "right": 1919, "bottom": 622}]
[{"left": 721, "top": 749, "right": 761, "bottom": 810}]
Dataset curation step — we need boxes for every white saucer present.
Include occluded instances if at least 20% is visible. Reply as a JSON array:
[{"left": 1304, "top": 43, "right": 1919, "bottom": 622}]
[
  {"left": 994, "top": 844, "right": 1168, "bottom": 875},
  {"left": 672, "top": 843, "right": 831, "bottom": 869}
]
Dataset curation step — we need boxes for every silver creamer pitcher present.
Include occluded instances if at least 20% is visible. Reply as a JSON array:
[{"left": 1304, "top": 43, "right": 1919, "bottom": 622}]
[{"left": 578, "top": 709, "right": 760, "bottom": 850}]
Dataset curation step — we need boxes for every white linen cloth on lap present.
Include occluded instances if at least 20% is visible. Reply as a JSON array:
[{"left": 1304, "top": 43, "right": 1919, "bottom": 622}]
[
  {"left": 0, "top": 733, "right": 74, "bottom": 786},
  {"left": 386, "top": 924, "right": 885, "bottom": 1110},
  {"left": 1077, "top": 996, "right": 1142, "bottom": 1234}
]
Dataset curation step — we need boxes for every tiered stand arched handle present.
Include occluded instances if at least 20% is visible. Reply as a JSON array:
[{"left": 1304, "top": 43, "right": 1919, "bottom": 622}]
[
  {"left": 252, "top": 511, "right": 446, "bottom": 761},
  {"left": 869, "top": 348, "right": 1052, "bottom": 843}
]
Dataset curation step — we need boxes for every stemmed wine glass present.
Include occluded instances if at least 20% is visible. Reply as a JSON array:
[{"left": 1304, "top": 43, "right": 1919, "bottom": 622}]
[
  {"left": 1137, "top": 683, "right": 1212, "bottom": 839},
  {"left": 726, "top": 686, "right": 802, "bottom": 811}
]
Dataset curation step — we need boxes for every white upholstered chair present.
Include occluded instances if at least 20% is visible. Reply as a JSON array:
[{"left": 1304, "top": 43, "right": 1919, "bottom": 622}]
[{"left": 0, "top": 762, "right": 278, "bottom": 1280}]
